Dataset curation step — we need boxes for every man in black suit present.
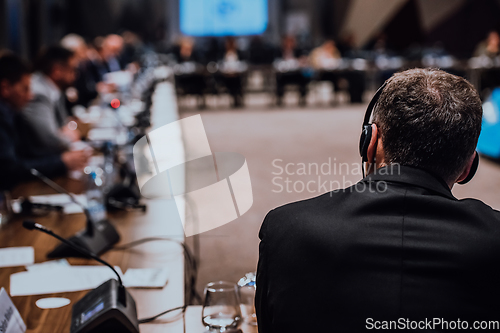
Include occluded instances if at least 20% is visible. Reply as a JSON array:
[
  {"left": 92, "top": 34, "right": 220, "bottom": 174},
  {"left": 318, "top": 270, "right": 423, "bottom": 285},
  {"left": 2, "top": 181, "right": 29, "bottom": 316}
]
[
  {"left": 0, "top": 54, "right": 87, "bottom": 190},
  {"left": 255, "top": 68, "right": 498, "bottom": 332}
]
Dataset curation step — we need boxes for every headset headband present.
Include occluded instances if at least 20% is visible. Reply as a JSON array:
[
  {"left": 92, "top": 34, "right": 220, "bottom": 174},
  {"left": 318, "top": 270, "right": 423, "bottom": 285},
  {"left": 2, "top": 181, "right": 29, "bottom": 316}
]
[{"left": 362, "top": 81, "right": 387, "bottom": 128}]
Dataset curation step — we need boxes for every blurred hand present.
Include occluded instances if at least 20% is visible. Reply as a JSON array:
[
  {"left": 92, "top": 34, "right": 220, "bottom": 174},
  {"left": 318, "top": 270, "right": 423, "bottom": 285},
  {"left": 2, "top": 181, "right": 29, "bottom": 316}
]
[
  {"left": 61, "top": 150, "right": 89, "bottom": 171},
  {"left": 61, "top": 121, "right": 81, "bottom": 142}
]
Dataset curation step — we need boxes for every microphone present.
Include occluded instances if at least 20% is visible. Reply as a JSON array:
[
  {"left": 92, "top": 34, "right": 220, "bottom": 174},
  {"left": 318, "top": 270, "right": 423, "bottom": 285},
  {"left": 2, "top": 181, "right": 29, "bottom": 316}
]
[
  {"left": 23, "top": 220, "right": 139, "bottom": 333},
  {"left": 22, "top": 221, "right": 123, "bottom": 292},
  {"left": 29, "top": 168, "right": 120, "bottom": 259},
  {"left": 30, "top": 169, "right": 94, "bottom": 235}
]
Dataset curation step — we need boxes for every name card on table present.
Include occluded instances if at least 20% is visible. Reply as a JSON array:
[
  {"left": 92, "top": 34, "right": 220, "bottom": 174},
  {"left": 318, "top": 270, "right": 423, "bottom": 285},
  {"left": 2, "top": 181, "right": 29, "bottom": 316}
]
[{"left": 0, "top": 287, "right": 26, "bottom": 333}]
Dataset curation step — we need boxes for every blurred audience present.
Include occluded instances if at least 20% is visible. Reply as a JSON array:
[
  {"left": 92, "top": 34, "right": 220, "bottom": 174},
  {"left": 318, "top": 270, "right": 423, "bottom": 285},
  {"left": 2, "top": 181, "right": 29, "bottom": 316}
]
[
  {"left": 220, "top": 37, "right": 246, "bottom": 108},
  {"left": 22, "top": 46, "right": 81, "bottom": 156},
  {"left": 474, "top": 30, "right": 500, "bottom": 95},
  {"left": 172, "top": 37, "right": 206, "bottom": 109},
  {"left": 0, "top": 54, "right": 87, "bottom": 190},
  {"left": 274, "top": 35, "right": 310, "bottom": 106},
  {"left": 88, "top": 34, "right": 124, "bottom": 83},
  {"left": 310, "top": 39, "right": 341, "bottom": 69},
  {"left": 474, "top": 30, "right": 500, "bottom": 58},
  {"left": 61, "top": 34, "right": 99, "bottom": 107},
  {"left": 310, "top": 39, "right": 342, "bottom": 103}
]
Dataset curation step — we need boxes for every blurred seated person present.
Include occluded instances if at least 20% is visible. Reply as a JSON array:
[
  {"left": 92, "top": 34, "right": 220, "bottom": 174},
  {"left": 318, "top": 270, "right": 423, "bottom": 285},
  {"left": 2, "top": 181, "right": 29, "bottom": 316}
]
[
  {"left": 274, "top": 35, "right": 311, "bottom": 106},
  {"left": 61, "top": 34, "right": 99, "bottom": 108},
  {"left": 310, "top": 39, "right": 341, "bottom": 69},
  {"left": 219, "top": 37, "right": 246, "bottom": 108},
  {"left": 310, "top": 39, "right": 342, "bottom": 103},
  {"left": 88, "top": 34, "right": 124, "bottom": 84},
  {"left": 172, "top": 37, "right": 206, "bottom": 109},
  {"left": 23, "top": 46, "right": 81, "bottom": 156},
  {"left": 0, "top": 54, "right": 88, "bottom": 190},
  {"left": 474, "top": 30, "right": 500, "bottom": 96},
  {"left": 474, "top": 30, "right": 500, "bottom": 58},
  {"left": 120, "top": 30, "right": 144, "bottom": 71}
]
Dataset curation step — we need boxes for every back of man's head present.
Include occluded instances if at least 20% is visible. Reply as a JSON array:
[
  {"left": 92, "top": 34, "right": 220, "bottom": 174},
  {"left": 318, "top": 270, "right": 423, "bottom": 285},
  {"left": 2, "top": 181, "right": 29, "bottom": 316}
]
[
  {"left": 372, "top": 68, "right": 482, "bottom": 184},
  {"left": 35, "top": 45, "right": 74, "bottom": 76}
]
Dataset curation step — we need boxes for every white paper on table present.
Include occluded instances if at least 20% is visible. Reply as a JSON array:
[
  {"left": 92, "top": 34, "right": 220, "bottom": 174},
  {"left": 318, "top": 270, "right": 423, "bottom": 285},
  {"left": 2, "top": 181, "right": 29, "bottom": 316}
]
[
  {"left": 0, "top": 247, "right": 34, "bottom": 268},
  {"left": 10, "top": 194, "right": 87, "bottom": 215},
  {"left": 87, "top": 128, "right": 117, "bottom": 141},
  {"left": 25, "top": 259, "right": 70, "bottom": 272},
  {"left": 9, "top": 266, "right": 123, "bottom": 297},
  {"left": 0, "top": 287, "right": 26, "bottom": 333},
  {"left": 123, "top": 268, "right": 169, "bottom": 288}
]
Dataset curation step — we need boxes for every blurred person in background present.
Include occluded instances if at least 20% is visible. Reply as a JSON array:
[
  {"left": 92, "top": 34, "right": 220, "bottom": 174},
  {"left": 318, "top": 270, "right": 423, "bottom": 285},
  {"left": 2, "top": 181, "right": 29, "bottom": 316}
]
[
  {"left": 310, "top": 39, "right": 342, "bottom": 104},
  {"left": 474, "top": 30, "right": 500, "bottom": 58},
  {"left": 120, "top": 30, "right": 144, "bottom": 70},
  {"left": 61, "top": 34, "right": 98, "bottom": 107},
  {"left": 220, "top": 37, "right": 246, "bottom": 108},
  {"left": 310, "top": 39, "right": 341, "bottom": 69},
  {"left": 88, "top": 34, "right": 124, "bottom": 84},
  {"left": 337, "top": 33, "right": 366, "bottom": 104},
  {"left": 0, "top": 54, "right": 87, "bottom": 190},
  {"left": 172, "top": 37, "right": 207, "bottom": 109},
  {"left": 274, "top": 35, "right": 311, "bottom": 107},
  {"left": 22, "top": 46, "right": 81, "bottom": 156},
  {"left": 474, "top": 30, "right": 500, "bottom": 96}
]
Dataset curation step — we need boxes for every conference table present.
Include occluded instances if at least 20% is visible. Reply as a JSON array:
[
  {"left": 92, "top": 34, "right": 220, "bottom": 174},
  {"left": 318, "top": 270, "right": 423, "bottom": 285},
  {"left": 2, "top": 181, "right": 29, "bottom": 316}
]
[
  {"left": 0, "top": 78, "right": 190, "bottom": 332},
  {"left": 1, "top": 178, "right": 185, "bottom": 332}
]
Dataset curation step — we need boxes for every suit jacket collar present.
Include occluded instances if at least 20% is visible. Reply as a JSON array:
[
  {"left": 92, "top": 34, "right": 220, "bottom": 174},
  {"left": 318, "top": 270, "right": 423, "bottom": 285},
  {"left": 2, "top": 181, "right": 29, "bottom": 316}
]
[{"left": 361, "top": 165, "right": 456, "bottom": 200}]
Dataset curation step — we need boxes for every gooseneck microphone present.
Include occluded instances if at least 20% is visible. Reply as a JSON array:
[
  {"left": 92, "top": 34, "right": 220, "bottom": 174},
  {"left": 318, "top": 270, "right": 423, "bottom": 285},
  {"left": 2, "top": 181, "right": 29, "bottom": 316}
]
[
  {"left": 30, "top": 169, "right": 94, "bottom": 235},
  {"left": 22, "top": 220, "right": 122, "bottom": 293},
  {"left": 29, "top": 168, "right": 120, "bottom": 259},
  {"left": 23, "top": 220, "right": 139, "bottom": 333}
]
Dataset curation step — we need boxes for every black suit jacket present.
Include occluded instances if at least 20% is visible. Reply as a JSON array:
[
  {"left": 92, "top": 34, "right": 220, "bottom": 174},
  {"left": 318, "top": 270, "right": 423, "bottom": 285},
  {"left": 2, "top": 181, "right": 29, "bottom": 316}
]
[
  {"left": 256, "top": 166, "right": 500, "bottom": 332},
  {"left": 0, "top": 101, "right": 66, "bottom": 190}
]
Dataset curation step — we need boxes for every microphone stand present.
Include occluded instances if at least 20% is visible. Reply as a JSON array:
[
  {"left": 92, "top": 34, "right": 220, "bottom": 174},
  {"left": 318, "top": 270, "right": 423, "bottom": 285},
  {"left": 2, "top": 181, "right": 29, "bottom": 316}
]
[
  {"left": 29, "top": 169, "right": 120, "bottom": 258},
  {"left": 23, "top": 221, "right": 138, "bottom": 333}
]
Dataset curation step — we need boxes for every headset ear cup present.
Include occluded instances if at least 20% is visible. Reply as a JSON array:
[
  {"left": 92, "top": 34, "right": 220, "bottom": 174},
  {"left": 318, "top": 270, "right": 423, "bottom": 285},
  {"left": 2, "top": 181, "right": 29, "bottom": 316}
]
[
  {"left": 458, "top": 152, "right": 479, "bottom": 185},
  {"left": 359, "top": 125, "right": 372, "bottom": 162}
]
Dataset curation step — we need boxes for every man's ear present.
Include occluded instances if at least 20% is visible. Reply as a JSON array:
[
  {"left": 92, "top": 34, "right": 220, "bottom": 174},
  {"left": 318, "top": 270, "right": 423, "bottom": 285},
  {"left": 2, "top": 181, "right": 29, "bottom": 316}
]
[
  {"left": 456, "top": 152, "right": 477, "bottom": 184},
  {"left": 366, "top": 123, "right": 379, "bottom": 164}
]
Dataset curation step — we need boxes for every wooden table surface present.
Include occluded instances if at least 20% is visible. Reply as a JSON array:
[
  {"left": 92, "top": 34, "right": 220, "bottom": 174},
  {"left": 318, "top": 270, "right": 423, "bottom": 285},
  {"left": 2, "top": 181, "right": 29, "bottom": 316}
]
[{"left": 0, "top": 179, "right": 186, "bottom": 332}]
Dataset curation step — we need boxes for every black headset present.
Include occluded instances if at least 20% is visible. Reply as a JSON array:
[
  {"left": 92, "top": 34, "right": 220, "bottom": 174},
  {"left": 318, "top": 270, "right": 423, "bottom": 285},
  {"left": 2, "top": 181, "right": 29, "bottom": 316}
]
[{"left": 359, "top": 81, "right": 479, "bottom": 184}]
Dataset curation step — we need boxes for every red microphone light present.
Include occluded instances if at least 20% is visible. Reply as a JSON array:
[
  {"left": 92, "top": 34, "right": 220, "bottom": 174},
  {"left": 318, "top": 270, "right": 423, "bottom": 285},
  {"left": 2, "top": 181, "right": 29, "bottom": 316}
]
[{"left": 111, "top": 99, "right": 121, "bottom": 109}]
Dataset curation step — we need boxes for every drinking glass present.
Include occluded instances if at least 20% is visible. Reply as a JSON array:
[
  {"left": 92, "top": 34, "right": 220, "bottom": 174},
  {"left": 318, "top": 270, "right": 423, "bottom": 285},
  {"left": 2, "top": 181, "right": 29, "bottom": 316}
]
[{"left": 202, "top": 281, "right": 242, "bottom": 332}]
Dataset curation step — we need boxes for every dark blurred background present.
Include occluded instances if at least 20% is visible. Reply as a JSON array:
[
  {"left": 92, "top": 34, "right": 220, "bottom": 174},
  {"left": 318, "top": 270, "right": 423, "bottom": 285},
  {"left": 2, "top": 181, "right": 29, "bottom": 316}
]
[{"left": 2, "top": 0, "right": 500, "bottom": 61}]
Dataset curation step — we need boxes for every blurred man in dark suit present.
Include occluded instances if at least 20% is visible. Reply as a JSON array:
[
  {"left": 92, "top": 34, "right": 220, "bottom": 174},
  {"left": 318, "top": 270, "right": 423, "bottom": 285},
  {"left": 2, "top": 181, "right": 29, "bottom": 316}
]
[
  {"left": 256, "top": 69, "right": 498, "bottom": 332},
  {"left": 274, "top": 35, "right": 310, "bottom": 107},
  {"left": 0, "top": 54, "right": 87, "bottom": 190},
  {"left": 22, "top": 46, "right": 80, "bottom": 156}
]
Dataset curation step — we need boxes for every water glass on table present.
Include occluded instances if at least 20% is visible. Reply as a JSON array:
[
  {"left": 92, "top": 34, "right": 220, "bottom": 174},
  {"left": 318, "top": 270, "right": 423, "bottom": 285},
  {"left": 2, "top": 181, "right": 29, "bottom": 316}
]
[{"left": 202, "top": 281, "right": 242, "bottom": 332}]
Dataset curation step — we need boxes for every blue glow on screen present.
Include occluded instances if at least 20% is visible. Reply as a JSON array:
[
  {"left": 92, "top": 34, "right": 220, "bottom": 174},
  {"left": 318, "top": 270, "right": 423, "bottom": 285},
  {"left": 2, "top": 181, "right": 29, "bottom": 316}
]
[{"left": 180, "top": 0, "right": 268, "bottom": 36}]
